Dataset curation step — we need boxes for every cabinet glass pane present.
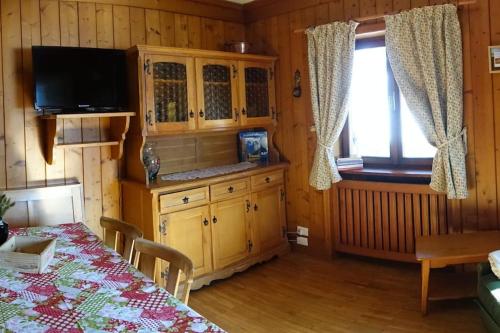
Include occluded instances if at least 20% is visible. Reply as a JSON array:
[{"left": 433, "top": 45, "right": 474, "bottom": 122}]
[
  {"left": 245, "top": 67, "right": 269, "bottom": 118},
  {"left": 153, "top": 62, "right": 188, "bottom": 123},
  {"left": 203, "top": 65, "right": 232, "bottom": 121}
]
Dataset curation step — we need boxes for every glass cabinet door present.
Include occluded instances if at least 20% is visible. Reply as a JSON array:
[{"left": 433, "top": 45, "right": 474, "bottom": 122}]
[
  {"left": 144, "top": 55, "right": 196, "bottom": 132},
  {"left": 196, "top": 59, "right": 239, "bottom": 129},
  {"left": 239, "top": 61, "right": 276, "bottom": 126}
]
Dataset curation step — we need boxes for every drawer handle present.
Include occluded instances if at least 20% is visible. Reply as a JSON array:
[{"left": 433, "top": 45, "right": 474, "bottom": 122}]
[
  {"left": 212, "top": 216, "right": 218, "bottom": 224},
  {"left": 203, "top": 218, "right": 209, "bottom": 226},
  {"left": 265, "top": 177, "right": 271, "bottom": 183},
  {"left": 228, "top": 186, "right": 234, "bottom": 193},
  {"left": 182, "top": 197, "right": 190, "bottom": 204}
]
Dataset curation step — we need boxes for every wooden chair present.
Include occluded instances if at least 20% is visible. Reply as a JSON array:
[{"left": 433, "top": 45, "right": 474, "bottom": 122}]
[
  {"left": 133, "top": 238, "right": 194, "bottom": 304},
  {"left": 100, "top": 217, "right": 143, "bottom": 263}
]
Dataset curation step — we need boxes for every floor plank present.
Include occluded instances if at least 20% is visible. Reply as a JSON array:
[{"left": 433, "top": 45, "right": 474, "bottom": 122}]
[{"left": 189, "top": 253, "right": 484, "bottom": 333}]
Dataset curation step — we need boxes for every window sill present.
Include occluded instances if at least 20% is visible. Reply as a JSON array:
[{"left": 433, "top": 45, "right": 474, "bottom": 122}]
[{"left": 339, "top": 167, "right": 431, "bottom": 184}]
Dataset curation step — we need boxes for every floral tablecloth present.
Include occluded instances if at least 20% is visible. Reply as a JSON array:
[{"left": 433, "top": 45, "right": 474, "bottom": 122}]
[{"left": 0, "top": 223, "right": 224, "bottom": 333}]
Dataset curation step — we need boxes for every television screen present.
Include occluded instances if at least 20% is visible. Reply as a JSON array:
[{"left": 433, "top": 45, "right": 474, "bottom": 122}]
[{"left": 32, "top": 46, "right": 128, "bottom": 111}]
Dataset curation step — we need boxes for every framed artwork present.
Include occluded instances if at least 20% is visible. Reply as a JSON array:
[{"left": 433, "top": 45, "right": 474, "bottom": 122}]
[{"left": 489, "top": 46, "right": 500, "bottom": 73}]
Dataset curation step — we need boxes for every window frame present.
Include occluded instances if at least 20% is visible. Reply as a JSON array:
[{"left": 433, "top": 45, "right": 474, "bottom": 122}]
[{"left": 340, "top": 37, "right": 433, "bottom": 169}]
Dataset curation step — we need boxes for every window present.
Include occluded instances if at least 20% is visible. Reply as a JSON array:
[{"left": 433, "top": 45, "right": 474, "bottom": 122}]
[{"left": 342, "top": 37, "right": 436, "bottom": 167}]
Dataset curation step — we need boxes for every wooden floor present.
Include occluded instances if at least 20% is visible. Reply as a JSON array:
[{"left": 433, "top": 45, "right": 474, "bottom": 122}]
[{"left": 189, "top": 253, "right": 485, "bottom": 333}]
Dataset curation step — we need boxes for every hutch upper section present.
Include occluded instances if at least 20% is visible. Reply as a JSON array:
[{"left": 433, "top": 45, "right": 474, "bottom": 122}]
[{"left": 127, "top": 45, "right": 278, "bottom": 136}]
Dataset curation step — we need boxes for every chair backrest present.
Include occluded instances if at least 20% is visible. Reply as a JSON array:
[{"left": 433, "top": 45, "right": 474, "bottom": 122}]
[
  {"left": 133, "top": 238, "right": 195, "bottom": 304},
  {"left": 3, "top": 183, "right": 84, "bottom": 227},
  {"left": 100, "top": 217, "right": 143, "bottom": 263}
]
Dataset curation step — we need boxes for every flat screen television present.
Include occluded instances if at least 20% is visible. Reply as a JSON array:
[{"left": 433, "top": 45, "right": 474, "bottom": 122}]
[{"left": 32, "top": 46, "right": 128, "bottom": 113}]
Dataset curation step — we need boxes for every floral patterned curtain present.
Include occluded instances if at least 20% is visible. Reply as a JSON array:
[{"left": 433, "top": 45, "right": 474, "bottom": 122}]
[
  {"left": 306, "top": 21, "right": 358, "bottom": 190},
  {"left": 385, "top": 4, "right": 467, "bottom": 199}
]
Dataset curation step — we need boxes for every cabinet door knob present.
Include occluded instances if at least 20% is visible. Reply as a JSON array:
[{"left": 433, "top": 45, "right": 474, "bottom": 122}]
[
  {"left": 189, "top": 110, "right": 195, "bottom": 118},
  {"left": 199, "top": 110, "right": 205, "bottom": 118},
  {"left": 254, "top": 204, "right": 258, "bottom": 211},
  {"left": 146, "top": 110, "right": 153, "bottom": 126},
  {"left": 246, "top": 200, "right": 251, "bottom": 212},
  {"left": 212, "top": 216, "right": 218, "bottom": 224},
  {"left": 203, "top": 218, "right": 209, "bottom": 226},
  {"left": 228, "top": 186, "right": 234, "bottom": 193},
  {"left": 265, "top": 177, "right": 271, "bottom": 183},
  {"left": 182, "top": 197, "right": 189, "bottom": 204},
  {"left": 159, "top": 220, "right": 167, "bottom": 235},
  {"left": 241, "top": 108, "right": 246, "bottom": 115}
]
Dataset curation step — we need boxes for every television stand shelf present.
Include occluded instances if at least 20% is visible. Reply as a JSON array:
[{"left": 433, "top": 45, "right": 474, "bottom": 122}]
[{"left": 41, "top": 112, "right": 135, "bottom": 165}]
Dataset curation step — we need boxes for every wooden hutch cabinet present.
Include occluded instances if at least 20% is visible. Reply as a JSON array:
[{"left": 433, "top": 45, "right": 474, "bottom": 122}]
[{"left": 122, "top": 45, "right": 288, "bottom": 289}]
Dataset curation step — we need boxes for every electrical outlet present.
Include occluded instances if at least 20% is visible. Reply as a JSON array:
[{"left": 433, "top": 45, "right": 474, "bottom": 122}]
[
  {"left": 297, "top": 226, "right": 309, "bottom": 237},
  {"left": 297, "top": 236, "right": 309, "bottom": 246}
]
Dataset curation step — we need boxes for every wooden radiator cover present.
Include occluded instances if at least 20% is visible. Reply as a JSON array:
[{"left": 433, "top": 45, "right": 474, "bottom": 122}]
[{"left": 332, "top": 181, "right": 448, "bottom": 262}]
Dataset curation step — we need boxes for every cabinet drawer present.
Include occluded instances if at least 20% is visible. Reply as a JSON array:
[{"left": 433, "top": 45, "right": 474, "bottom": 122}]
[
  {"left": 251, "top": 170, "right": 284, "bottom": 190},
  {"left": 159, "top": 187, "right": 209, "bottom": 213},
  {"left": 210, "top": 179, "right": 250, "bottom": 201}
]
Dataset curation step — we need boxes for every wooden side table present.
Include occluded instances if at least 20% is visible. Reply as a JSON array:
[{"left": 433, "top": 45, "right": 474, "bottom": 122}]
[{"left": 416, "top": 231, "right": 500, "bottom": 315}]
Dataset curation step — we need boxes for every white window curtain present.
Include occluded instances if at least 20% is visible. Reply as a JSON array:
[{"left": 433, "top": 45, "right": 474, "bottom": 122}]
[
  {"left": 385, "top": 4, "right": 468, "bottom": 199},
  {"left": 306, "top": 21, "right": 359, "bottom": 190}
]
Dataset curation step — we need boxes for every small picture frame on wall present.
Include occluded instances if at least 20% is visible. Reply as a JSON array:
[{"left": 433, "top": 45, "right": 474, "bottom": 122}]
[{"left": 489, "top": 46, "right": 500, "bottom": 73}]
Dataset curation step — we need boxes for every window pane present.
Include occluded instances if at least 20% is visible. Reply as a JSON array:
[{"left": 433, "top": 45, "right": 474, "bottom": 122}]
[
  {"left": 349, "top": 47, "right": 391, "bottom": 158},
  {"left": 400, "top": 94, "right": 437, "bottom": 158}
]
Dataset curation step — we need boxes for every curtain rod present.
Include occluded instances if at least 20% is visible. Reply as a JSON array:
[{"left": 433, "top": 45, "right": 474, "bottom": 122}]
[{"left": 293, "top": 0, "right": 476, "bottom": 34}]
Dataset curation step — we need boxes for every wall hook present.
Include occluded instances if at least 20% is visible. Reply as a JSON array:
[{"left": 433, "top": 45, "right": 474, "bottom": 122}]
[{"left": 293, "top": 70, "right": 302, "bottom": 98}]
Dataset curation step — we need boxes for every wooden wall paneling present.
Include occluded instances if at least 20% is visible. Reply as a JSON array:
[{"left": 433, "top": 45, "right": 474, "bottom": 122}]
[
  {"left": 187, "top": 16, "right": 202, "bottom": 49},
  {"left": 491, "top": 0, "right": 500, "bottom": 232},
  {"left": 410, "top": 0, "right": 429, "bottom": 7},
  {"left": 0, "top": 2, "right": 6, "bottom": 191},
  {"left": 96, "top": 4, "right": 114, "bottom": 49},
  {"left": 98, "top": 3, "right": 120, "bottom": 222},
  {"left": 329, "top": 0, "right": 345, "bottom": 22},
  {"left": 40, "top": 0, "right": 65, "bottom": 183},
  {"left": 276, "top": 13, "right": 295, "bottom": 237},
  {"left": 113, "top": 5, "right": 130, "bottom": 49},
  {"left": 201, "top": 18, "right": 225, "bottom": 51},
  {"left": 359, "top": 0, "right": 377, "bottom": 24},
  {"left": 130, "top": 7, "right": 146, "bottom": 45},
  {"left": 2, "top": 0, "right": 26, "bottom": 190},
  {"left": 78, "top": 2, "right": 102, "bottom": 236},
  {"left": 60, "top": 1, "right": 83, "bottom": 190},
  {"left": 224, "top": 22, "right": 245, "bottom": 44},
  {"left": 289, "top": 7, "right": 320, "bottom": 253},
  {"left": 469, "top": 0, "right": 497, "bottom": 230},
  {"left": 145, "top": 9, "right": 161, "bottom": 46},
  {"left": 160, "top": 11, "right": 175, "bottom": 47},
  {"left": 457, "top": 6, "right": 476, "bottom": 233},
  {"left": 393, "top": 0, "right": 411, "bottom": 11},
  {"left": 2, "top": 0, "right": 24, "bottom": 219},
  {"left": 174, "top": 14, "right": 189, "bottom": 48},
  {"left": 22, "top": 0, "right": 45, "bottom": 188},
  {"left": 343, "top": 0, "right": 360, "bottom": 20}
]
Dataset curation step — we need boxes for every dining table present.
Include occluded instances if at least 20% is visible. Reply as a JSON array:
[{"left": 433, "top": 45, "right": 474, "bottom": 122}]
[{"left": 0, "top": 222, "right": 224, "bottom": 332}]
